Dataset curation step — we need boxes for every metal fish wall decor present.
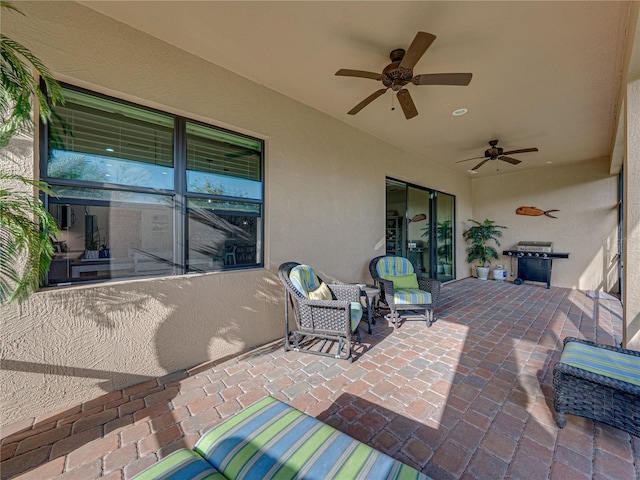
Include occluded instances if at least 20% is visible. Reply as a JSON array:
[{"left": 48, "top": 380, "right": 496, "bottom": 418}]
[{"left": 516, "top": 206, "right": 559, "bottom": 218}]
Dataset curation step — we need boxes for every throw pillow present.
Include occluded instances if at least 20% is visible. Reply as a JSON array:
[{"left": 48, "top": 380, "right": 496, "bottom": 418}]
[
  {"left": 308, "top": 282, "right": 333, "bottom": 300},
  {"left": 390, "top": 273, "right": 419, "bottom": 290}
]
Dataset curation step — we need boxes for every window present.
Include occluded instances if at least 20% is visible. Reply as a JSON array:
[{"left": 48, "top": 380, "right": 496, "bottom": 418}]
[{"left": 42, "top": 84, "right": 263, "bottom": 286}]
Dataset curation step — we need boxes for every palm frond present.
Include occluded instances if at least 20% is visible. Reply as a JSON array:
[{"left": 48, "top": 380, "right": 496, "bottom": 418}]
[
  {"left": 0, "top": 2, "right": 64, "bottom": 303},
  {"left": 0, "top": 177, "right": 60, "bottom": 304}
]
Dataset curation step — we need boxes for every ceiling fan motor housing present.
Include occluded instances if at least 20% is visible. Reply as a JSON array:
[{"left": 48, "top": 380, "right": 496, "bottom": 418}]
[{"left": 485, "top": 146, "right": 504, "bottom": 159}]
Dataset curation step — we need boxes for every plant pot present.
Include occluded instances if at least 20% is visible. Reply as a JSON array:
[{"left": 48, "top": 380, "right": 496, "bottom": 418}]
[
  {"left": 437, "top": 264, "right": 444, "bottom": 274},
  {"left": 84, "top": 250, "right": 99, "bottom": 260},
  {"left": 476, "top": 266, "right": 490, "bottom": 280},
  {"left": 443, "top": 264, "right": 452, "bottom": 276}
]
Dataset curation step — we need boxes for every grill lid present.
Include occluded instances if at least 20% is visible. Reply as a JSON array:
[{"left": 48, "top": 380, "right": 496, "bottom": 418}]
[{"left": 517, "top": 241, "right": 553, "bottom": 253}]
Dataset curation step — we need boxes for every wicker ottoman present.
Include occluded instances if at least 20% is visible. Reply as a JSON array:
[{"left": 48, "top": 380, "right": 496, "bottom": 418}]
[{"left": 553, "top": 337, "right": 640, "bottom": 437}]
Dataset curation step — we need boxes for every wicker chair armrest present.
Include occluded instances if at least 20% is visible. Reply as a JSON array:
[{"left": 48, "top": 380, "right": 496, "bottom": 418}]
[
  {"left": 562, "top": 336, "right": 640, "bottom": 357},
  {"left": 298, "top": 298, "right": 352, "bottom": 334},
  {"left": 377, "top": 278, "right": 395, "bottom": 304},
  {"left": 417, "top": 276, "right": 441, "bottom": 303},
  {"left": 327, "top": 283, "right": 360, "bottom": 302},
  {"left": 553, "top": 361, "right": 640, "bottom": 396},
  {"left": 298, "top": 298, "right": 351, "bottom": 309}
]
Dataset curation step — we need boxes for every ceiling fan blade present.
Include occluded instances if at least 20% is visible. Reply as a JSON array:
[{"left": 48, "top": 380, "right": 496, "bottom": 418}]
[
  {"left": 471, "top": 159, "right": 490, "bottom": 171},
  {"left": 347, "top": 88, "right": 388, "bottom": 115},
  {"left": 399, "top": 31, "right": 436, "bottom": 71},
  {"left": 335, "top": 69, "right": 382, "bottom": 80},
  {"left": 501, "top": 147, "right": 538, "bottom": 155},
  {"left": 455, "top": 155, "right": 487, "bottom": 163},
  {"left": 396, "top": 89, "right": 418, "bottom": 119},
  {"left": 412, "top": 73, "right": 473, "bottom": 86},
  {"left": 498, "top": 156, "right": 522, "bottom": 165}
]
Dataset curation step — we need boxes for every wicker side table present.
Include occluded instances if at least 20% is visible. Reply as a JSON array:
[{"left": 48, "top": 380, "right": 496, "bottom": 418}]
[{"left": 356, "top": 284, "right": 380, "bottom": 334}]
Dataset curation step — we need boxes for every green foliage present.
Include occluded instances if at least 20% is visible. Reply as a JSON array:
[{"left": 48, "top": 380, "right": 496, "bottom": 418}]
[
  {"left": 436, "top": 220, "right": 453, "bottom": 264},
  {"left": 0, "top": 1, "right": 64, "bottom": 304},
  {"left": 463, "top": 219, "right": 507, "bottom": 268},
  {"left": 0, "top": 173, "right": 60, "bottom": 304},
  {"left": 0, "top": 2, "right": 64, "bottom": 146}
]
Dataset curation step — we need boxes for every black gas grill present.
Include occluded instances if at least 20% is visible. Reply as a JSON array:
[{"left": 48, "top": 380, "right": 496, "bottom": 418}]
[{"left": 503, "top": 241, "right": 570, "bottom": 289}]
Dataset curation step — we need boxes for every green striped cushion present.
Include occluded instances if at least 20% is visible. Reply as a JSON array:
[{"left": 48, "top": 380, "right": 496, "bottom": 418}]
[
  {"left": 561, "top": 341, "right": 640, "bottom": 386},
  {"left": 350, "top": 302, "right": 363, "bottom": 330},
  {"left": 289, "top": 265, "right": 322, "bottom": 297},
  {"left": 132, "top": 448, "right": 225, "bottom": 480},
  {"left": 376, "top": 257, "right": 414, "bottom": 278},
  {"left": 195, "top": 396, "right": 430, "bottom": 480},
  {"left": 393, "top": 289, "right": 432, "bottom": 305}
]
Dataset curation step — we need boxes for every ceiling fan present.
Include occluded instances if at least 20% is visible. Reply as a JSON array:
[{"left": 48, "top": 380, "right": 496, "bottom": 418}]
[
  {"left": 335, "top": 31, "right": 472, "bottom": 120},
  {"left": 456, "top": 139, "right": 539, "bottom": 171}
]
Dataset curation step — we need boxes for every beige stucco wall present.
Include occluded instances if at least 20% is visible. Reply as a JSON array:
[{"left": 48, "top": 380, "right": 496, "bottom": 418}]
[
  {"left": 624, "top": 76, "right": 640, "bottom": 349},
  {"left": 1, "top": 2, "right": 473, "bottom": 424},
  {"left": 470, "top": 158, "right": 619, "bottom": 290}
]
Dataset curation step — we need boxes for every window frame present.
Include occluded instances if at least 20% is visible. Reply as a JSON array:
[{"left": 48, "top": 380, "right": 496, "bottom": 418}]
[{"left": 40, "top": 82, "right": 265, "bottom": 287}]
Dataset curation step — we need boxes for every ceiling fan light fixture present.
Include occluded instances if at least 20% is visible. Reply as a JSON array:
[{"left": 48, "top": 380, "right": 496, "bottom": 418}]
[{"left": 452, "top": 108, "right": 468, "bottom": 116}]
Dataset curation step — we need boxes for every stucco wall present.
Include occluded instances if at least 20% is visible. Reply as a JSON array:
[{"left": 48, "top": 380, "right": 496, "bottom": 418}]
[
  {"left": 470, "top": 158, "right": 619, "bottom": 290},
  {"left": 1, "top": 2, "right": 473, "bottom": 424},
  {"left": 625, "top": 77, "right": 640, "bottom": 349}
]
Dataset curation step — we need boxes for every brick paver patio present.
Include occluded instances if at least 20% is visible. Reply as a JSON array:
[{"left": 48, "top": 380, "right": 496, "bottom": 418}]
[{"left": 1, "top": 278, "right": 638, "bottom": 479}]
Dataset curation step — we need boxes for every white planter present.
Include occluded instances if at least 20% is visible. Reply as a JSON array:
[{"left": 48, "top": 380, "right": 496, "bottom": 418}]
[
  {"left": 443, "top": 264, "right": 452, "bottom": 276},
  {"left": 84, "top": 250, "right": 99, "bottom": 260},
  {"left": 476, "top": 266, "right": 490, "bottom": 280}
]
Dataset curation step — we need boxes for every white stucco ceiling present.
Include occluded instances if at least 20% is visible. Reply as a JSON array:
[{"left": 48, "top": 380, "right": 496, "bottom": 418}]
[{"left": 80, "top": 1, "right": 636, "bottom": 178}]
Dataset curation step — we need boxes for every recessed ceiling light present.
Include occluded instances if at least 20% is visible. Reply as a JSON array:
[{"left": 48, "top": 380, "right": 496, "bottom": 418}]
[
  {"left": 468, "top": 169, "right": 477, "bottom": 174},
  {"left": 452, "top": 108, "right": 468, "bottom": 116},
  {"left": 546, "top": 161, "right": 553, "bottom": 164}
]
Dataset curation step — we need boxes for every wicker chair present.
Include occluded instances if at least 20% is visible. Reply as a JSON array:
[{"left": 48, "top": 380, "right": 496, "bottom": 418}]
[
  {"left": 278, "top": 262, "right": 363, "bottom": 362},
  {"left": 369, "top": 255, "right": 440, "bottom": 328},
  {"left": 553, "top": 336, "right": 640, "bottom": 437}
]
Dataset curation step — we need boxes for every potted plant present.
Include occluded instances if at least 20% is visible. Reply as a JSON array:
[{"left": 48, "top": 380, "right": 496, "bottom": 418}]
[
  {"left": 437, "top": 220, "right": 453, "bottom": 276},
  {"left": 463, "top": 219, "right": 507, "bottom": 280},
  {"left": 99, "top": 239, "right": 111, "bottom": 258},
  {"left": 85, "top": 237, "right": 99, "bottom": 260}
]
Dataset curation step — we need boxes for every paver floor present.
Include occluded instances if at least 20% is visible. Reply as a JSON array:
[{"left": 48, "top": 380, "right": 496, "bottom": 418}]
[{"left": 1, "top": 278, "right": 638, "bottom": 479}]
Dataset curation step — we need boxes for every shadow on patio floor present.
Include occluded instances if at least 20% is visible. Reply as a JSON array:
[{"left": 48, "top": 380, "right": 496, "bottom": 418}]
[{"left": 1, "top": 279, "right": 638, "bottom": 479}]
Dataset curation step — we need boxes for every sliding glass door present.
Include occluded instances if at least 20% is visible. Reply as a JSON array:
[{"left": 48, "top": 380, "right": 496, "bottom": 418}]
[
  {"left": 435, "top": 192, "right": 455, "bottom": 282},
  {"left": 406, "top": 186, "right": 431, "bottom": 275},
  {"left": 385, "top": 178, "right": 455, "bottom": 281}
]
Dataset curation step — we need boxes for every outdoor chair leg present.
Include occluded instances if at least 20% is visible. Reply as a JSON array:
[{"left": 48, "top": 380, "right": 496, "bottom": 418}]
[{"left": 555, "top": 411, "right": 567, "bottom": 429}]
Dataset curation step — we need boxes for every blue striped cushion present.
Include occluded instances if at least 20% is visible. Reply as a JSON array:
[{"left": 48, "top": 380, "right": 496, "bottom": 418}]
[
  {"left": 393, "top": 289, "right": 432, "bottom": 305},
  {"left": 195, "top": 396, "right": 430, "bottom": 480},
  {"left": 132, "top": 448, "right": 225, "bottom": 480},
  {"left": 350, "top": 302, "right": 363, "bottom": 330},
  {"left": 561, "top": 341, "right": 640, "bottom": 386},
  {"left": 289, "top": 265, "right": 322, "bottom": 297},
  {"left": 376, "top": 257, "right": 414, "bottom": 278}
]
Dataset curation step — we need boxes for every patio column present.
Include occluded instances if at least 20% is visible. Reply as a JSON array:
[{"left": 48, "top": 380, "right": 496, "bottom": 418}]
[{"left": 624, "top": 75, "right": 640, "bottom": 350}]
